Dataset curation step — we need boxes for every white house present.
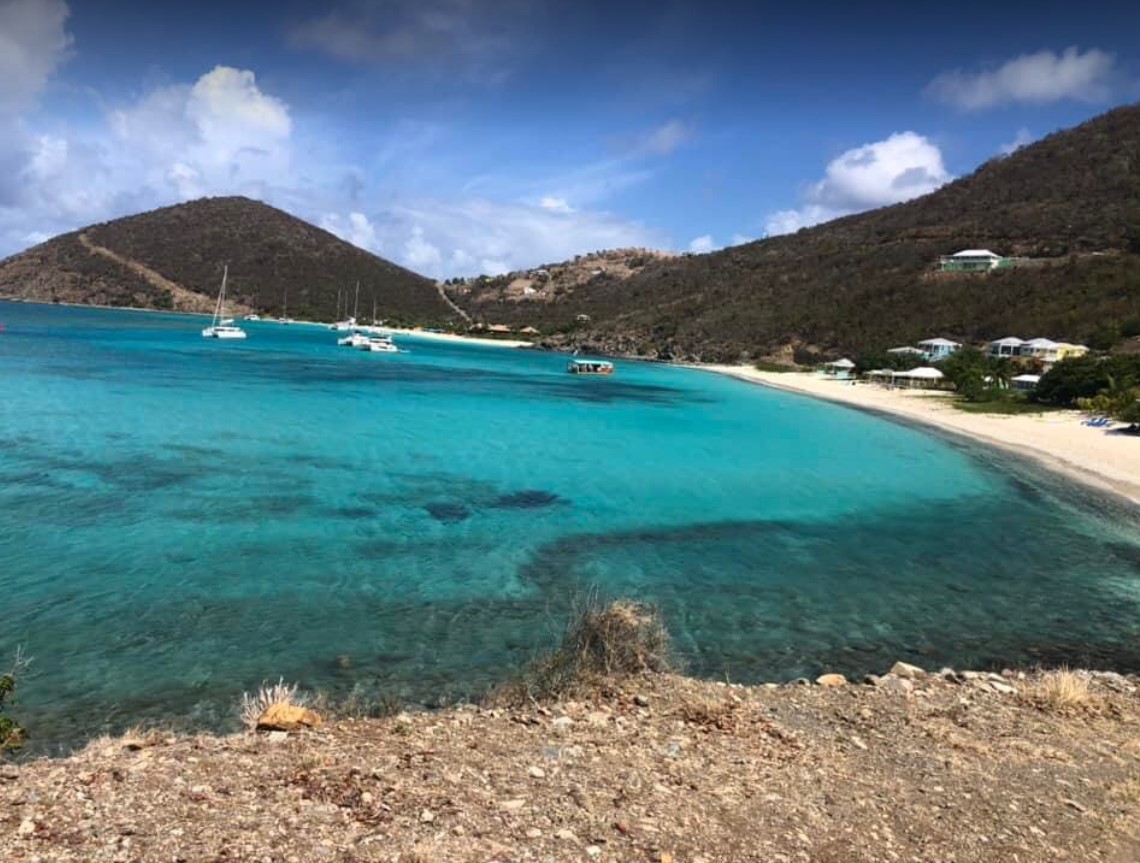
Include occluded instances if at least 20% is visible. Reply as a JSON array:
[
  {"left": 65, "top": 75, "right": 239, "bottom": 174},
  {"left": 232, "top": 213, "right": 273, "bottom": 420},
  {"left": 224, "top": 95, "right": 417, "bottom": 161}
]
[
  {"left": 1020, "top": 338, "right": 1062, "bottom": 363},
  {"left": 820, "top": 358, "right": 856, "bottom": 380},
  {"left": 887, "top": 346, "right": 924, "bottom": 356},
  {"left": 893, "top": 367, "right": 945, "bottom": 389},
  {"left": 939, "top": 249, "right": 1009, "bottom": 272},
  {"left": 989, "top": 336, "right": 1025, "bottom": 357},
  {"left": 1011, "top": 374, "right": 1041, "bottom": 392},
  {"left": 917, "top": 337, "right": 961, "bottom": 360}
]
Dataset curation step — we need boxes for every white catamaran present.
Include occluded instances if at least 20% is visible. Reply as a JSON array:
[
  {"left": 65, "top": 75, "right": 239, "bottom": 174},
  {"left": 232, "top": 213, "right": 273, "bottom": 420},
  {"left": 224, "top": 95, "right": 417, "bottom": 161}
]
[{"left": 201, "top": 265, "right": 247, "bottom": 340}]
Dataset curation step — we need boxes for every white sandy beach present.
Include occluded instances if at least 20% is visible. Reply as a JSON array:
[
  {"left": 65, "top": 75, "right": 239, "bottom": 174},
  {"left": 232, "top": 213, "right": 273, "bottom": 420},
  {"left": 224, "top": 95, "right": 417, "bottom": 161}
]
[
  {"left": 386, "top": 327, "right": 533, "bottom": 349},
  {"left": 701, "top": 366, "right": 1140, "bottom": 506}
]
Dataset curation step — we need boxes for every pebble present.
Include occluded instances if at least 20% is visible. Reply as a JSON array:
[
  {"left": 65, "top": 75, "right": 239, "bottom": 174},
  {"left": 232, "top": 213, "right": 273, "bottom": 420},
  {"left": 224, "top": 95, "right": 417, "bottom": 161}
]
[
  {"left": 528, "top": 766, "right": 546, "bottom": 779},
  {"left": 586, "top": 845, "right": 602, "bottom": 858},
  {"left": 816, "top": 673, "right": 847, "bottom": 687},
  {"left": 889, "top": 661, "right": 926, "bottom": 679},
  {"left": 500, "top": 799, "right": 527, "bottom": 812},
  {"left": 526, "top": 828, "right": 543, "bottom": 839},
  {"left": 556, "top": 828, "right": 579, "bottom": 842},
  {"left": 18, "top": 818, "right": 36, "bottom": 836},
  {"left": 420, "top": 809, "right": 435, "bottom": 823},
  {"left": 633, "top": 694, "right": 650, "bottom": 707},
  {"left": 881, "top": 677, "right": 914, "bottom": 695},
  {"left": 552, "top": 716, "right": 575, "bottom": 734},
  {"left": 990, "top": 681, "right": 1017, "bottom": 695}
]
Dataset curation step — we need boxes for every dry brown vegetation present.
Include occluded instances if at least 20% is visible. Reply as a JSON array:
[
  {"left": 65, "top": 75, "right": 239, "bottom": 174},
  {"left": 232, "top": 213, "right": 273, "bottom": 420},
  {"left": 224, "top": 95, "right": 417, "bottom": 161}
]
[
  {"left": 1023, "top": 667, "right": 1103, "bottom": 714},
  {"left": 491, "top": 598, "right": 671, "bottom": 705},
  {"left": 4, "top": 668, "right": 1140, "bottom": 862}
]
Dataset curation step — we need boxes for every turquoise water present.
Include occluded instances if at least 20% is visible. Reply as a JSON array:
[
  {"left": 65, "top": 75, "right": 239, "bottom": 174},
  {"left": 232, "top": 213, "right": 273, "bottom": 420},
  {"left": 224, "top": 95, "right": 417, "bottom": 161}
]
[{"left": 2, "top": 302, "right": 1140, "bottom": 752}]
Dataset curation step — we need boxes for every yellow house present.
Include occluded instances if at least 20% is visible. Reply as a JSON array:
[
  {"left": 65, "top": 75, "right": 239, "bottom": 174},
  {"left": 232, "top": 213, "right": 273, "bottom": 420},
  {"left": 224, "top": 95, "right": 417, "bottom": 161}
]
[{"left": 1056, "top": 343, "right": 1089, "bottom": 360}]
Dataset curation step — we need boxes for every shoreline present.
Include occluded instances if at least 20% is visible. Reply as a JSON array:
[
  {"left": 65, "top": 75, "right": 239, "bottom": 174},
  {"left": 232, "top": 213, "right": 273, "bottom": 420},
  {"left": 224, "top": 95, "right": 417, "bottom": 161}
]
[
  {"left": 0, "top": 296, "right": 532, "bottom": 348},
  {"left": 694, "top": 365, "right": 1140, "bottom": 508}
]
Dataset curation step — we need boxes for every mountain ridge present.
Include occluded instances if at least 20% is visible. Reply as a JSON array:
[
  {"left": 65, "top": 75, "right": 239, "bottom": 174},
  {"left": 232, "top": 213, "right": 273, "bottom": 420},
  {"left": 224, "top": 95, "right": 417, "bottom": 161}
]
[
  {"left": 451, "top": 103, "right": 1140, "bottom": 361},
  {"left": 0, "top": 197, "right": 457, "bottom": 326}
]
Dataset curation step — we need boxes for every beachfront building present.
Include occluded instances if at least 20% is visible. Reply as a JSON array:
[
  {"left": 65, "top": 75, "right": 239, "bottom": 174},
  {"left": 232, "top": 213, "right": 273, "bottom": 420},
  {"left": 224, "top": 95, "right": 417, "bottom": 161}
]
[
  {"left": 938, "top": 249, "right": 1012, "bottom": 272},
  {"left": 820, "top": 358, "right": 855, "bottom": 380},
  {"left": 988, "top": 337, "right": 1089, "bottom": 367},
  {"left": 893, "top": 367, "right": 945, "bottom": 389},
  {"left": 1011, "top": 374, "right": 1042, "bottom": 392},
  {"left": 916, "top": 337, "right": 961, "bottom": 360}
]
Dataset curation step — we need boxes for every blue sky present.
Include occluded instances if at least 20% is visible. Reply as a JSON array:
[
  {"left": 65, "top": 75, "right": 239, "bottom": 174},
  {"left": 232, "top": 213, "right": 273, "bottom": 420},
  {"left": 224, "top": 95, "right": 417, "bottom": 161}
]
[{"left": 2, "top": 0, "right": 1138, "bottom": 277}]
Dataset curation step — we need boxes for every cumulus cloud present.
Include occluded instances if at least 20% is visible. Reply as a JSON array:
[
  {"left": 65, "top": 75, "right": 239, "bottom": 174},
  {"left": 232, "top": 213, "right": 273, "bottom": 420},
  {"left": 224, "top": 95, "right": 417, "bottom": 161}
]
[
  {"left": 320, "top": 197, "right": 663, "bottom": 279},
  {"left": 0, "top": 0, "right": 72, "bottom": 114},
  {"left": 688, "top": 234, "right": 715, "bottom": 253},
  {"left": 999, "top": 128, "right": 1036, "bottom": 155},
  {"left": 926, "top": 47, "right": 1116, "bottom": 110},
  {"left": 766, "top": 132, "right": 951, "bottom": 236}
]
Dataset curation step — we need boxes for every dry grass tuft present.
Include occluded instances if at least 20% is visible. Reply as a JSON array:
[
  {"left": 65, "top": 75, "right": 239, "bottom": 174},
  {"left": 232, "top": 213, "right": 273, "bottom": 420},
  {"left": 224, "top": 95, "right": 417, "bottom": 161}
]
[
  {"left": 1025, "top": 668, "right": 1100, "bottom": 713},
  {"left": 240, "top": 678, "right": 306, "bottom": 730},
  {"left": 675, "top": 693, "right": 743, "bottom": 732},
  {"left": 493, "top": 596, "right": 672, "bottom": 705},
  {"left": 1110, "top": 777, "right": 1140, "bottom": 808}
]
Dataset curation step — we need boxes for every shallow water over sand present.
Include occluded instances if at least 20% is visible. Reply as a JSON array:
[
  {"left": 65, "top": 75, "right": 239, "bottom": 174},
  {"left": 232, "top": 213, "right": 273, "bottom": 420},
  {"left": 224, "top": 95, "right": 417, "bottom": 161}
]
[{"left": 2, "top": 302, "right": 1139, "bottom": 752}]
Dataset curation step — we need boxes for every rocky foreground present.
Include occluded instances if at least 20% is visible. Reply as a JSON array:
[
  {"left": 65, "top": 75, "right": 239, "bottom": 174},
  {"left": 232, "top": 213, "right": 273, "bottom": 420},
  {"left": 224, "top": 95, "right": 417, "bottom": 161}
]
[{"left": 2, "top": 666, "right": 1139, "bottom": 862}]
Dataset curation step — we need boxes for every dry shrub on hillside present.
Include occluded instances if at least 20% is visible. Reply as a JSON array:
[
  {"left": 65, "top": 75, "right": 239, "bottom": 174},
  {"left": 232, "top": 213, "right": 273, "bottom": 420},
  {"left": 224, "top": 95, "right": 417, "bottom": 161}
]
[
  {"left": 495, "top": 597, "right": 672, "bottom": 704},
  {"left": 1024, "top": 668, "right": 1101, "bottom": 714},
  {"left": 239, "top": 678, "right": 306, "bottom": 730}
]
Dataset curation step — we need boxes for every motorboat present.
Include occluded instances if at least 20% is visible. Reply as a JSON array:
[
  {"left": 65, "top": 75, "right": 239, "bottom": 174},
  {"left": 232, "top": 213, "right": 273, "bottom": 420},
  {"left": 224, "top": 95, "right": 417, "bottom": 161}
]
[{"left": 358, "top": 334, "right": 398, "bottom": 353}]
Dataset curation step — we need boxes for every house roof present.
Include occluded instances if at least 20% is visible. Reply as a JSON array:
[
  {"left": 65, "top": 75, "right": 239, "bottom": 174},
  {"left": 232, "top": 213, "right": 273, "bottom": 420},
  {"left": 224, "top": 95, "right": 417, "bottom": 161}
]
[
  {"left": 1024, "top": 338, "right": 1060, "bottom": 348},
  {"left": 887, "top": 346, "right": 924, "bottom": 354},
  {"left": 897, "top": 367, "right": 944, "bottom": 379},
  {"left": 917, "top": 337, "right": 961, "bottom": 347},
  {"left": 952, "top": 249, "right": 1000, "bottom": 258},
  {"left": 1012, "top": 374, "right": 1042, "bottom": 383},
  {"left": 990, "top": 336, "right": 1025, "bottom": 347},
  {"left": 824, "top": 358, "right": 855, "bottom": 369}
]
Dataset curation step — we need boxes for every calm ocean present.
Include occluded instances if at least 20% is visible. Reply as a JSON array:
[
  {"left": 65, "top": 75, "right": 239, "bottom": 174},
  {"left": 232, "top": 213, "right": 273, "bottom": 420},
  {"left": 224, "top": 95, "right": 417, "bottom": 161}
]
[{"left": 2, "top": 302, "right": 1139, "bottom": 752}]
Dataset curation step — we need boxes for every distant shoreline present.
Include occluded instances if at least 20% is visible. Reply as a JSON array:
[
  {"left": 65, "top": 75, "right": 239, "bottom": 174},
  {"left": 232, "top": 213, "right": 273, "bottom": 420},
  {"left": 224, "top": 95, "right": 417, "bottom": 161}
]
[
  {"left": 693, "top": 365, "right": 1140, "bottom": 508},
  {"left": 0, "top": 297, "right": 532, "bottom": 348}
]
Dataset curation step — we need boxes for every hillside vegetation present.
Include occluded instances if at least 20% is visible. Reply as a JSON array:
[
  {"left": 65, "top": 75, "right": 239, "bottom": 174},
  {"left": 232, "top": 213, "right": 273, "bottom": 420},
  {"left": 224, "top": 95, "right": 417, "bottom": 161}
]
[
  {"left": 0, "top": 197, "right": 457, "bottom": 326},
  {"left": 454, "top": 103, "right": 1140, "bottom": 362}
]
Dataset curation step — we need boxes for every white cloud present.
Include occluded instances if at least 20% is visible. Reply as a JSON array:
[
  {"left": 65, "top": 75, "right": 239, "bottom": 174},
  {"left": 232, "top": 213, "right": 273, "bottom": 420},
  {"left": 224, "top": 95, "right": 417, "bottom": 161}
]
[
  {"left": 0, "top": 31, "right": 663, "bottom": 280},
  {"left": 0, "top": 0, "right": 72, "bottom": 115},
  {"left": 730, "top": 233, "right": 754, "bottom": 246},
  {"left": 766, "top": 132, "right": 951, "bottom": 236},
  {"left": 999, "top": 128, "right": 1035, "bottom": 155},
  {"left": 926, "top": 47, "right": 1116, "bottom": 110},
  {"left": 688, "top": 234, "right": 715, "bottom": 253},
  {"left": 539, "top": 195, "right": 574, "bottom": 213},
  {"left": 639, "top": 119, "right": 691, "bottom": 156},
  {"left": 320, "top": 197, "right": 663, "bottom": 278}
]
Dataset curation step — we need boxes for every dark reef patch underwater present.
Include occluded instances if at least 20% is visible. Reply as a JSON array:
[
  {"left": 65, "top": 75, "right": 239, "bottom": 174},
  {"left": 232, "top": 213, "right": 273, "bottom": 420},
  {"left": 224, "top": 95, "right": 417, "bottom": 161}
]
[{"left": 2, "top": 302, "right": 1140, "bottom": 753}]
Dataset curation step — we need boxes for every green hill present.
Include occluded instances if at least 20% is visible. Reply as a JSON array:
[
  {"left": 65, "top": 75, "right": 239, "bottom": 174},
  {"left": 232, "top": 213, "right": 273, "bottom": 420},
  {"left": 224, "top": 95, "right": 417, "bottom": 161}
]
[
  {"left": 452, "top": 103, "right": 1140, "bottom": 361},
  {"left": 0, "top": 196, "right": 457, "bottom": 326}
]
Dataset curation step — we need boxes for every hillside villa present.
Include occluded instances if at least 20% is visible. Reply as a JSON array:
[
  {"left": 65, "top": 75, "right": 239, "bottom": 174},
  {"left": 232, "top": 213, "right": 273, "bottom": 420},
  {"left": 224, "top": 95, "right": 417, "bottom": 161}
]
[
  {"left": 886, "top": 337, "right": 961, "bottom": 361},
  {"left": 916, "top": 337, "right": 961, "bottom": 360},
  {"left": 937, "top": 249, "right": 1015, "bottom": 272},
  {"left": 987, "top": 337, "right": 1089, "bottom": 367}
]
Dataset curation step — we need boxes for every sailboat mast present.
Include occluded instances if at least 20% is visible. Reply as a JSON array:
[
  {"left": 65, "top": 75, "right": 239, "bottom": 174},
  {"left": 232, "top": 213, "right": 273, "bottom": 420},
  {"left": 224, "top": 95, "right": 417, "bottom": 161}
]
[
  {"left": 214, "top": 265, "right": 228, "bottom": 326},
  {"left": 353, "top": 281, "right": 359, "bottom": 320}
]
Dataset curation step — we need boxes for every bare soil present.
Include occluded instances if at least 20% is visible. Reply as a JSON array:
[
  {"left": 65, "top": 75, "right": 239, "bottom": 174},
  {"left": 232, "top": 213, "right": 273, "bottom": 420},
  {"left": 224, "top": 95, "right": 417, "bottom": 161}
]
[{"left": 3, "top": 669, "right": 1140, "bottom": 862}]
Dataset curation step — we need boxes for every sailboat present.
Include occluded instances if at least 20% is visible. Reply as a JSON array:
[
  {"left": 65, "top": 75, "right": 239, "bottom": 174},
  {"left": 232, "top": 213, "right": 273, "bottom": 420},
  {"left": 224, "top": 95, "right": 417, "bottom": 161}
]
[
  {"left": 201, "top": 266, "right": 247, "bottom": 339},
  {"left": 278, "top": 288, "right": 292, "bottom": 324}
]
